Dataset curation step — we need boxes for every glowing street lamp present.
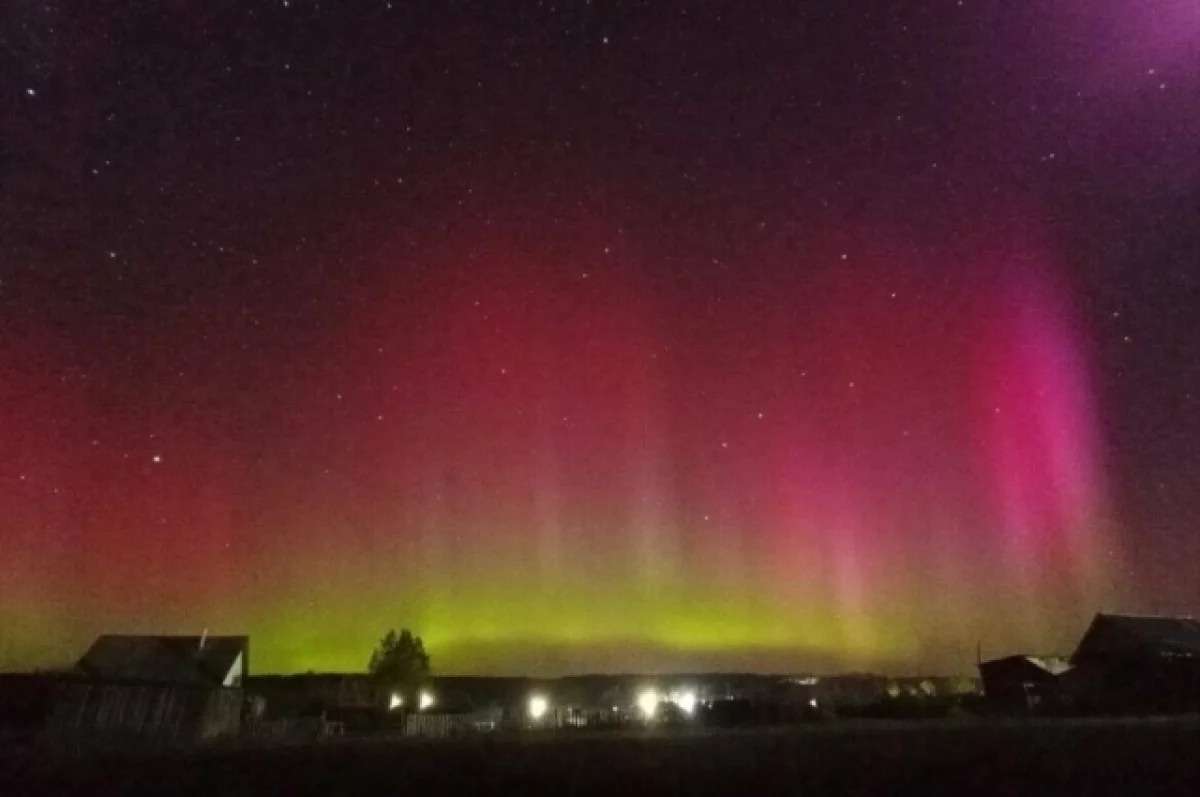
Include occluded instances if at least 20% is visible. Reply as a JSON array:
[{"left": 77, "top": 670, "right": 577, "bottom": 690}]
[
  {"left": 636, "top": 689, "right": 659, "bottom": 720},
  {"left": 528, "top": 694, "right": 549, "bottom": 721},
  {"left": 675, "top": 690, "right": 697, "bottom": 716},
  {"left": 418, "top": 690, "right": 435, "bottom": 711},
  {"left": 389, "top": 692, "right": 404, "bottom": 710}
]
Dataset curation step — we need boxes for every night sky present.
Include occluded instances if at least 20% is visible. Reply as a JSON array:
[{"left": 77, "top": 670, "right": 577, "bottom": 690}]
[{"left": 2, "top": 1, "right": 1198, "bottom": 676}]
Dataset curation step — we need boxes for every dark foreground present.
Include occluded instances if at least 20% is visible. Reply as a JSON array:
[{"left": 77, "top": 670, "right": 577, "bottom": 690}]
[{"left": 3, "top": 717, "right": 1199, "bottom": 796}]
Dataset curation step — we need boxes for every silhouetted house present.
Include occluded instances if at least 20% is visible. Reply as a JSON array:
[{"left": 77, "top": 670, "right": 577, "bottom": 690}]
[
  {"left": 891, "top": 675, "right": 980, "bottom": 698},
  {"left": 243, "top": 674, "right": 524, "bottom": 738},
  {"left": 46, "top": 634, "right": 248, "bottom": 743},
  {"left": 245, "top": 673, "right": 389, "bottom": 736},
  {"left": 814, "top": 674, "right": 890, "bottom": 708},
  {"left": 1065, "top": 613, "right": 1200, "bottom": 713},
  {"left": 979, "top": 655, "right": 1071, "bottom": 712}
]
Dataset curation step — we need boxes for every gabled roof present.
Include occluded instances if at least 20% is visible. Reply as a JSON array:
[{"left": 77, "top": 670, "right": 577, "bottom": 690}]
[
  {"left": 1072, "top": 614, "right": 1200, "bottom": 664},
  {"left": 77, "top": 635, "right": 247, "bottom": 686}
]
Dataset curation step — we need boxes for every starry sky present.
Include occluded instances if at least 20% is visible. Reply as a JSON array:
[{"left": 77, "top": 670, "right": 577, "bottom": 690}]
[{"left": 2, "top": 1, "right": 1198, "bottom": 676}]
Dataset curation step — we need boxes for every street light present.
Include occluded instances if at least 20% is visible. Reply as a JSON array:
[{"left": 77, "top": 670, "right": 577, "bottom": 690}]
[
  {"left": 528, "top": 694, "right": 549, "bottom": 721},
  {"left": 637, "top": 689, "right": 659, "bottom": 719}
]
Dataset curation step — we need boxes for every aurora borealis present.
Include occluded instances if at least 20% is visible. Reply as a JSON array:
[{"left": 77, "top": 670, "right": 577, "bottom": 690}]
[{"left": 2, "top": 1, "right": 1198, "bottom": 676}]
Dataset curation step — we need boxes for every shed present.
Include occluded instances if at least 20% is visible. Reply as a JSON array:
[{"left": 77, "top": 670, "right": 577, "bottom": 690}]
[
  {"left": 979, "top": 655, "right": 1070, "bottom": 712},
  {"left": 47, "top": 634, "right": 248, "bottom": 743}
]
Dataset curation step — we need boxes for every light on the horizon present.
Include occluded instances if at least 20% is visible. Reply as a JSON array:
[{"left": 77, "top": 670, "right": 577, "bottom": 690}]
[
  {"left": 675, "top": 690, "right": 697, "bottom": 715},
  {"left": 419, "top": 690, "right": 435, "bottom": 711},
  {"left": 637, "top": 689, "right": 659, "bottom": 719},
  {"left": 528, "top": 694, "right": 549, "bottom": 720},
  {"left": 389, "top": 692, "right": 403, "bottom": 710}
]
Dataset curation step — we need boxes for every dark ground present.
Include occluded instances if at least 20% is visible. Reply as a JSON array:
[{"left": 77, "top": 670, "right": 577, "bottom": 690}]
[{"left": 3, "top": 717, "right": 1199, "bottom": 796}]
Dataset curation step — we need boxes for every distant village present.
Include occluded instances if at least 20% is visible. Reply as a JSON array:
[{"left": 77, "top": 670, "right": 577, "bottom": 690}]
[{"left": 1, "top": 612, "right": 1198, "bottom": 745}]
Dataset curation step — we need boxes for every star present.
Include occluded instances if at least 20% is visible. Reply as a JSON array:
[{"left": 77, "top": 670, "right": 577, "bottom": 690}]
[{"left": 151, "top": 455, "right": 162, "bottom": 464}]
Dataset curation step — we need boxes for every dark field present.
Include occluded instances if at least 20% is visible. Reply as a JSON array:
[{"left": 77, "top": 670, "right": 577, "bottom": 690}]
[{"left": 3, "top": 717, "right": 1199, "bottom": 796}]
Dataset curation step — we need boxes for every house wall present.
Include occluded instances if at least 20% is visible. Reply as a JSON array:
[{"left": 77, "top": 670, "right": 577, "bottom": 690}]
[
  {"left": 1068, "top": 658, "right": 1200, "bottom": 713},
  {"left": 46, "top": 682, "right": 243, "bottom": 743},
  {"left": 979, "top": 659, "right": 1065, "bottom": 712}
]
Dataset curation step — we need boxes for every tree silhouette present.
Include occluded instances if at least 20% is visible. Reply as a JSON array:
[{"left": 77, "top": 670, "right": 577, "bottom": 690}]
[{"left": 368, "top": 629, "right": 430, "bottom": 695}]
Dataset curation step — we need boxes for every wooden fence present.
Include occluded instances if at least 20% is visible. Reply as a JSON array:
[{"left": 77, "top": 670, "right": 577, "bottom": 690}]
[
  {"left": 46, "top": 682, "right": 242, "bottom": 743},
  {"left": 404, "top": 711, "right": 499, "bottom": 738}
]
